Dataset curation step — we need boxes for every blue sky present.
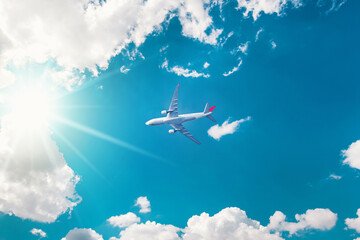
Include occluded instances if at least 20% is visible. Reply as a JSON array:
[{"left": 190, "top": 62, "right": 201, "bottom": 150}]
[{"left": 0, "top": 0, "right": 359, "bottom": 239}]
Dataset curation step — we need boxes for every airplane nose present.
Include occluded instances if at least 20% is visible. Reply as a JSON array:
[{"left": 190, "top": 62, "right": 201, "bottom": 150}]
[{"left": 145, "top": 120, "right": 151, "bottom": 126}]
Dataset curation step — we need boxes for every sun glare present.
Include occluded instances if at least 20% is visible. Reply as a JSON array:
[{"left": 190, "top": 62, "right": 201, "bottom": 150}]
[{"left": 11, "top": 88, "right": 54, "bottom": 127}]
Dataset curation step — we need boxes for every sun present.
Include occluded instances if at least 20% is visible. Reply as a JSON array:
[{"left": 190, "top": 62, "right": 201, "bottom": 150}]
[{"left": 10, "top": 87, "right": 54, "bottom": 127}]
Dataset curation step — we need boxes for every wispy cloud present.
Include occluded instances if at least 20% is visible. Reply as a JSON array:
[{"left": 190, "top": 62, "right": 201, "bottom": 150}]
[
  {"left": 231, "top": 41, "right": 249, "bottom": 55},
  {"left": 208, "top": 116, "right": 250, "bottom": 140},
  {"left": 223, "top": 59, "right": 243, "bottom": 77},
  {"left": 255, "top": 28, "right": 264, "bottom": 41},
  {"left": 328, "top": 174, "right": 342, "bottom": 180},
  {"left": 120, "top": 65, "right": 130, "bottom": 74},
  {"left": 237, "top": 0, "right": 303, "bottom": 20},
  {"left": 162, "top": 60, "right": 210, "bottom": 78}
]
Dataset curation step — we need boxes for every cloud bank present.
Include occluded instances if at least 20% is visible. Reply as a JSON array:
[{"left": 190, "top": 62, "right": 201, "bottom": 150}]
[
  {"left": 0, "top": 114, "right": 81, "bottom": 223},
  {"left": 0, "top": 0, "right": 222, "bottom": 89},
  {"left": 66, "top": 205, "right": 337, "bottom": 240}
]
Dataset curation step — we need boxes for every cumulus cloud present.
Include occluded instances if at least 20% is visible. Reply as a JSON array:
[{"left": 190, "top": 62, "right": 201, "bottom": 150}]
[
  {"left": 178, "top": 0, "right": 223, "bottom": 45},
  {"left": 0, "top": 114, "right": 81, "bottom": 223},
  {"left": 208, "top": 117, "right": 250, "bottom": 140},
  {"left": 112, "top": 221, "right": 181, "bottom": 240},
  {"left": 108, "top": 207, "right": 282, "bottom": 240},
  {"left": 135, "top": 196, "right": 151, "bottom": 213},
  {"left": 182, "top": 207, "right": 282, "bottom": 240},
  {"left": 345, "top": 209, "right": 360, "bottom": 233},
  {"left": 30, "top": 228, "right": 47, "bottom": 238},
  {"left": 0, "top": 0, "right": 222, "bottom": 89},
  {"left": 108, "top": 212, "right": 141, "bottom": 228},
  {"left": 342, "top": 140, "right": 360, "bottom": 170},
  {"left": 203, "top": 62, "right": 210, "bottom": 69},
  {"left": 268, "top": 208, "right": 337, "bottom": 235},
  {"left": 162, "top": 60, "right": 210, "bottom": 78},
  {"left": 66, "top": 206, "right": 338, "bottom": 240},
  {"left": 61, "top": 228, "right": 103, "bottom": 240},
  {"left": 236, "top": 0, "right": 303, "bottom": 20}
]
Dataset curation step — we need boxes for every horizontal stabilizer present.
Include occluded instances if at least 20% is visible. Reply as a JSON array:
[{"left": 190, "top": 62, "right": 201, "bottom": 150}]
[{"left": 207, "top": 115, "right": 216, "bottom": 122}]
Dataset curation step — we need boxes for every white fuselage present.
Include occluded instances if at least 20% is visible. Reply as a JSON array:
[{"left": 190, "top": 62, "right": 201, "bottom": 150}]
[{"left": 146, "top": 112, "right": 211, "bottom": 126}]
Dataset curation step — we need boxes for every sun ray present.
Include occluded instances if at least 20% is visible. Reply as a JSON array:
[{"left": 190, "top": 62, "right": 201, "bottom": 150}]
[
  {"left": 51, "top": 127, "right": 111, "bottom": 184},
  {"left": 52, "top": 115, "right": 164, "bottom": 162}
]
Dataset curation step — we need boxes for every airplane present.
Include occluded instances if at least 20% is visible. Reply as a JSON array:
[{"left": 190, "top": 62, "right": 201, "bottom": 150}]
[{"left": 145, "top": 84, "right": 216, "bottom": 144}]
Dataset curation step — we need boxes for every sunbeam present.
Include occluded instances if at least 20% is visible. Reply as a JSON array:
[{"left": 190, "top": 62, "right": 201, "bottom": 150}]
[
  {"left": 51, "top": 127, "right": 111, "bottom": 184},
  {"left": 53, "top": 115, "right": 163, "bottom": 161}
]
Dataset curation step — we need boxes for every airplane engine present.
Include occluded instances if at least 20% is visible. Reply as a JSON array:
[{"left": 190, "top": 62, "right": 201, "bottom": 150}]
[
  {"left": 161, "top": 110, "right": 167, "bottom": 115},
  {"left": 169, "top": 129, "right": 177, "bottom": 134}
]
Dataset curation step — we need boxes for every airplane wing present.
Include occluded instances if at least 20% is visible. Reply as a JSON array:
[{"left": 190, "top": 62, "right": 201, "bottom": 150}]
[
  {"left": 167, "top": 84, "right": 179, "bottom": 118},
  {"left": 171, "top": 124, "right": 201, "bottom": 144}
]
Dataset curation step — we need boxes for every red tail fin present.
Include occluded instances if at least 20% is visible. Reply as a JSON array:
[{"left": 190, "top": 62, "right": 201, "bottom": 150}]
[{"left": 209, "top": 106, "right": 216, "bottom": 112}]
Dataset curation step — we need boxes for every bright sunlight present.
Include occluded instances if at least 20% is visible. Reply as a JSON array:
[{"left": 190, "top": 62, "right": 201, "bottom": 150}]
[{"left": 10, "top": 87, "right": 54, "bottom": 127}]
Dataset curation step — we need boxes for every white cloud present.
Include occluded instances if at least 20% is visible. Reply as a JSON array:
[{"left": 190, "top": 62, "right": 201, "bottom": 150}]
[
  {"left": 232, "top": 41, "right": 250, "bottom": 55},
  {"left": 98, "top": 85, "right": 103, "bottom": 90},
  {"left": 208, "top": 116, "right": 250, "bottom": 140},
  {"left": 30, "top": 228, "right": 47, "bottom": 238},
  {"left": 271, "top": 40, "right": 277, "bottom": 49},
  {"left": 328, "top": 174, "right": 342, "bottom": 180},
  {"left": 255, "top": 28, "right": 264, "bottom": 41},
  {"left": 108, "top": 207, "right": 282, "bottom": 240},
  {"left": 135, "top": 196, "right": 151, "bottom": 213},
  {"left": 317, "top": 0, "right": 347, "bottom": 14},
  {"left": 113, "top": 221, "right": 181, "bottom": 240},
  {"left": 342, "top": 140, "right": 360, "bottom": 170},
  {"left": 108, "top": 212, "right": 140, "bottom": 228},
  {"left": 162, "top": 60, "right": 210, "bottom": 78},
  {"left": 178, "top": 0, "right": 223, "bottom": 45},
  {"left": 236, "top": 0, "right": 303, "bottom": 21},
  {"left": 220, "top": 31, "right": 234, "bottom": 46},
  {"left": 268, "top": 208, "right": 337, "bottom": 235},
  {"left": 223, "top": 59, "right": 243, "bottom": 77},
  {"left": 345, "top": 209, "right": 360, "bottom": 234},
  {"left": 67, "top": 206, "right": 337, "bottom": 240},
  {"left": 0, "top": 0, "right": 222, "bottom": 89},
  {"left": 203, "top": 62, "right": 210, "bottom": 69},
  {"left": 120, "top": 66, "right": 130, "bottom": 74},
  {"left": 182, "top": 207, "right": 282, "bottom": 240},
  {"left": 61, "top": 228, "right": 103, "bottom": 240},
  {"left": 0, "top": 114, "right": 81, "bottom": 223}
]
